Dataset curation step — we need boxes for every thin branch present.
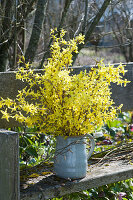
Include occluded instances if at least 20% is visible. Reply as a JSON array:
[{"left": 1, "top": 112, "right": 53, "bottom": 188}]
[
  {"left": 13, "top": 0, "right": 17, "bottom": 69},
  {"left": 82, "top": 0, "right": 88, "bottom": 34},
  {"left": 74, "top": 13, "right": 84, "bottom": 37}
]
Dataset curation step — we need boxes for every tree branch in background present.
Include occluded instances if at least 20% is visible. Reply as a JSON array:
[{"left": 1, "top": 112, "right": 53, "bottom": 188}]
[
  {"left": 13, "top": 0, "right": 17, "bottom": 69},
  {"left": 72, "top": 0, "right": 111, "bottom": 64},
  {"left": 74, "top": 0, "right": 89, "bottom": 37},
  {"left": 23, "top": 0, "right": 38, "bottom": 20},
  {"left": 82, "top": 0, "right": 88, "bottom": 34}
]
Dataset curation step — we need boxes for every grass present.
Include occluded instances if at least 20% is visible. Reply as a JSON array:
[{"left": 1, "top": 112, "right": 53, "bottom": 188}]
[{"left": 74, "top": 47, "right": 125, "bottom": 66}]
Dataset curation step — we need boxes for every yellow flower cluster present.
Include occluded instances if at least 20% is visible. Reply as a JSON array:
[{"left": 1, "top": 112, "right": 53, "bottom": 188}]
[{"left": 0, "top": 29, "right": 130, "bottom": 136}]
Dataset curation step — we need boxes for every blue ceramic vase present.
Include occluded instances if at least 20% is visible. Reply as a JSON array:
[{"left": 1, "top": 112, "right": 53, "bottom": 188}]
[{"left": 54, "top": 134, "right": 95, "bottom": 179}]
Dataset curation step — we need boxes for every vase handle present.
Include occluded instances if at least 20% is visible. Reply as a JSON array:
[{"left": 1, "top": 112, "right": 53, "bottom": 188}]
[{"left": 86, "top": 134, "right": 95, "bottom": 159}]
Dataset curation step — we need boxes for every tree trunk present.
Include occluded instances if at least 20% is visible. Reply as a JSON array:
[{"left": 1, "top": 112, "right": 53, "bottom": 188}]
[
  {"left": 25, "top": 0, "right": 48, "bottom": 64},
  {"left": 0, "top": 44, "right": 8, "bottom": 72},
  {"left": 0, "top": 0, "right": 14, "bottom": 71}
]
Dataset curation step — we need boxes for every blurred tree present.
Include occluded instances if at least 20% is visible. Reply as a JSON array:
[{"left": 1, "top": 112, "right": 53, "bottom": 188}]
[
  {"left": 0, "top": 0, "right": 38, "bottom": 71},
  {"left": 111, "top": 0, "right": 133, "bottom": 62},
  {"left": 40, "top": 0, "right": 111, "bottom": 67},
  {"left": 0, "top": 0, "right": 111, "bottom": 71}
]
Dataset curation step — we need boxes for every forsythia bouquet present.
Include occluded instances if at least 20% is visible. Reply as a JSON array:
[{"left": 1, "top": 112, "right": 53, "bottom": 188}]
[{"left": 0, "top": 29, "right": 130, "bottom": 136}]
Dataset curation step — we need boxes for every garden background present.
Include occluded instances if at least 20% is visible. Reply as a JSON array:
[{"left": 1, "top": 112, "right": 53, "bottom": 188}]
[{"left": 0, "top": 0, "right": 133, "bottom": 199}]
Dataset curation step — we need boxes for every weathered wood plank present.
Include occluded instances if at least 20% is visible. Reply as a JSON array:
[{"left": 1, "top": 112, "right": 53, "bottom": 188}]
[
  {"left": 20, "top": 160, "right": 133, "bottom": 200},
  {"left": 0, "top": 63, "right": 133, "bottom": 128},
  {"left": 0, "top": 129, "right": 19, "bottom": 200}
]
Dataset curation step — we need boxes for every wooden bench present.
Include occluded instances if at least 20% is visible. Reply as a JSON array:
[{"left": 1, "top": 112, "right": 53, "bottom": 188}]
[{"left": 0, "top": 63, "right": 133, "bottom": 200}]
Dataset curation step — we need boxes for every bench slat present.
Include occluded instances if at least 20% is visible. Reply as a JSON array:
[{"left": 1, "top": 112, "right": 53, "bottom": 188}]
[{"left": 20, "top": 160, "right": 133, "bottom": 200}]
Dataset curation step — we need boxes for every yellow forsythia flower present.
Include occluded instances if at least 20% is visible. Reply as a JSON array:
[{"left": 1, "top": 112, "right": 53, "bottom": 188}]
[{"left": 0, "top": 29, "right": 130, "bottom": 136}]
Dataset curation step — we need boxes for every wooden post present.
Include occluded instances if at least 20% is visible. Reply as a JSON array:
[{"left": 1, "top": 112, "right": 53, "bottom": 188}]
[{"left": 0, "top": 129, "right": 19, "bottom": 200}]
